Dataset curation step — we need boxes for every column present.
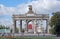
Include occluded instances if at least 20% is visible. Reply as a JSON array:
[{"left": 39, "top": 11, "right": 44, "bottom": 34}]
[
  {"left": 33, "top": 19, "right": 37, "bottom": 34},
  {"left": 25, "top": 20, "right": 28, "bottom": 33},
  {"left": 19, "top": 24, "right": 20, "bottom": 33},
  {"left": 13, "top": 20, "right": 16, "bottom": 33},
  {"left": 18, "top": 20, "right": 20, "bottom": 33},
  {"left": 41, "top": 19, "right": 43, "bottom": 33},
  {"left": 46, "top": 19, "right": 49, "bottom": 33},
  {"left": 20, "top": 20, "right": 22, "bottom": 33}
]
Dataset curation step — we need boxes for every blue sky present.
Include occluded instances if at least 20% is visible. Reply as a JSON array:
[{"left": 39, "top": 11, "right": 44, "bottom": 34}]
[
  {"left": 0, "top": 0, "right": 32, "bottom": 7},
  {"left": 0, "top": 0, "right": 60, "bottom": 29}
]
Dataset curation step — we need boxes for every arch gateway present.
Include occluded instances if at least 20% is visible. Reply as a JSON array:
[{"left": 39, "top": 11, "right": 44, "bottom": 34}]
[{"left": 12, "top": 5, "right": 49, "bottom": 34}]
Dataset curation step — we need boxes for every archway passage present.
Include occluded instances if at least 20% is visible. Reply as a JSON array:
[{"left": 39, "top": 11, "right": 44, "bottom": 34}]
[
  {"left": 27, "top": 20, "right": 34, "bottom": 33},
  {"left": 12, "top": 5, "right": 49, "bottom": 34}
]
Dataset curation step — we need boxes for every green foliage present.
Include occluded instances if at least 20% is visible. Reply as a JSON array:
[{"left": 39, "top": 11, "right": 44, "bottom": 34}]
[
  {"left": 50, "top": 12, "right": 60, "bottom": 34},
  {"left": 21, "top": 29, "right": 25, "bottom": 33},
  {"left": 16, "top": 27, "right": 19, "bottom": 33},
  {"left": 0, "top": 37, "right": 55, "bottom": 39},
  {"left": 50, "top": 12, "right": 60, "bottom": 27},
  {"left": 54, "top": 19, "right": 60, "bottom": 34},
  {"left": 49, "top": 27, "right": 56, "bottom": 34},
  {"left": 0, "top": 25, "right": 9, "bottom": 29}
]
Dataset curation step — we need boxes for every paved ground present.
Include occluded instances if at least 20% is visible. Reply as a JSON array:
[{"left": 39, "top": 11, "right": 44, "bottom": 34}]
[
  {"left": 12, "top": 33, "right": 56, "bottom": 37},
  {"left": 55, "top": 37, "right": 60, "bottom": 39},
  {"left": 1, "top": 33, "right": 60, "bottom": 39},
  {"left": 0, "top": 33, "right": 56, "bottom": 36}
]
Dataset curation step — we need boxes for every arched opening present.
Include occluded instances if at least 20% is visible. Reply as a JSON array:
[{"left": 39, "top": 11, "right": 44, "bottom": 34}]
[{"left": 27, "top": 20, "right": 34, "bottom": 33}]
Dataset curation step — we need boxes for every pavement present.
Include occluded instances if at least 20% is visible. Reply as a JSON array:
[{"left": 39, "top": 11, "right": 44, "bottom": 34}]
[
  {"left": 0, "top": 33, "right": 60, "bottom": 39},
  {"left": 55, "top": 37, "right": 60, "bottom": 39}
]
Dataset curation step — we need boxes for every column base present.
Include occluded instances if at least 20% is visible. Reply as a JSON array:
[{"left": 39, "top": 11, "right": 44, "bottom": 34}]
[
  {"left": 34, "top": 32, "right": 36, "bottom": 34},
  {"left": 25, "top": 31, "right": 28, "bottom": 34},
  {"left": 19, "top": 32, "right": 21, "bottom": 34}
]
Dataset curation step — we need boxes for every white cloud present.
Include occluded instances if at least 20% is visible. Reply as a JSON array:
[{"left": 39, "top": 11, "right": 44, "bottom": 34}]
[
  {"left": 0, "top": 0, "right": 60, "bottom": 15},
  {"left": 0, "top": 0, "right": 60, "bottom": 26},
  {"left": 0, "top": 4, "right": 16, "bottom": 16},
  {"left": 0, "top": 18, "right": 12, "bottom": 27}
]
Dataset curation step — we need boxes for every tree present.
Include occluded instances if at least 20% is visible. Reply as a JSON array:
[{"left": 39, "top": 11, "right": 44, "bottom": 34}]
[
  {"left": 0, "top": 25, "right": 10, "bottom": 29},
  {"left": 54, "top": 19, "right": 60, "bottom": 35},
  {"left": 50, "top": 12, "right": 60, "bottom": 35}
]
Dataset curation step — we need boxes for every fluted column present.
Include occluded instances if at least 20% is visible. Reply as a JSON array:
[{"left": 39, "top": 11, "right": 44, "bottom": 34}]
[
  {"left": 19, "top": 23, "right": 21, "bottom": 33},
  {"left": 33, "top": 19, "right": 37, "bottom": 34},
  {"left": 20, "top": 20, "right": 22, "bottom": 33},
  {"left": 25, "top": 20, "right": 28, "bottom": 33},
  {"left": 40, "top": 19, "right": 43, "bottom": 33},
  {"left": 13, "top": 20, "right": 16, "bottom": 33},
  {"left": 46, "top": 19, "right": 49, "bottom": 33},
  {"left": 18, "top": 20, "right": 21, "bottom": 33}
]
